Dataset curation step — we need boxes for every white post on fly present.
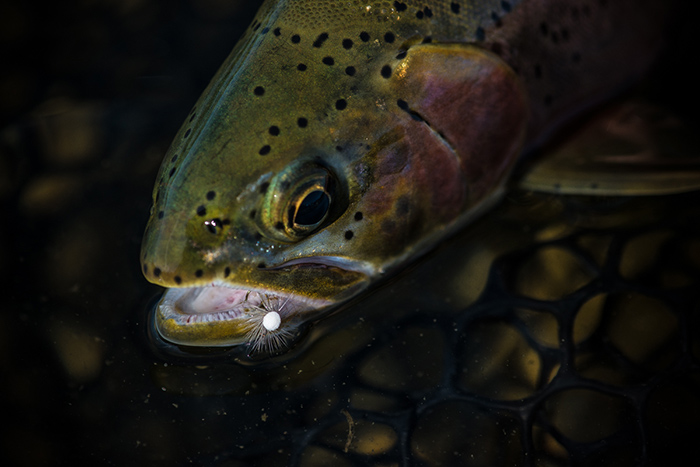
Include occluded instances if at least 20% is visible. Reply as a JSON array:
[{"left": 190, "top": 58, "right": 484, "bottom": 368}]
[
  {"left": 243, "top": 294, "right": 294, "bottom": 354},
  {"left": 262, "top": 311, "right": 281, "bottom": 331}
]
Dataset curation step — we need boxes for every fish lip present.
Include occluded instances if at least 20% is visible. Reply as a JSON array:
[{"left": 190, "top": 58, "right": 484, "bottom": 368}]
[{"left": 262, "top": 255, "right": 377, "bottom": 275}]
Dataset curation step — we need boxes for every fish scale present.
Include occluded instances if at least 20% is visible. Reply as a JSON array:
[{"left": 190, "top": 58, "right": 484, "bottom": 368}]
[{"left": 141, "top": 0, "right": 677, "bottom": 350}]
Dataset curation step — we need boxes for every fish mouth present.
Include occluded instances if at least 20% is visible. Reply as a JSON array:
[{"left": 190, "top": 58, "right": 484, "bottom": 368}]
[
  {"left": 155, "top": 284, "right": 333, "bottom": 349},
  {"left": 153, "top": 256, "right": 371, "bottom": 349}
]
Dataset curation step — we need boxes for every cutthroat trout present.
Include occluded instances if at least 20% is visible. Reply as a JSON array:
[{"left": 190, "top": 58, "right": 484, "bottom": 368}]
[{"left": 141, "top": 0, "right": 674, "bottom": 352}]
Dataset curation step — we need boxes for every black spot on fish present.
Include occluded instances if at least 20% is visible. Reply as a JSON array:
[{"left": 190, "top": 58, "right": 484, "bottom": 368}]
[
  {"left": 195, "top": 269, "right": 203, "bottom": 278},
  {"left": 393, "top": 1, "right": 407, "bottom": 12},
  {"left": 273, "top": 27, "right": 281, "bottom": 36},
  {"left": 174, "top": 276, "right": 182, "bottom": 284},
  {"left": 297, "top": 63, "right": 307, "bottom": 71},
  {"left": 451, "top": 2, "right": 461, "bottom": 14},
  {"left": 336, "top": 146, "right": 343, "bottom": 152},
  {"left": 169, "top": 167, "right": 176, "bottom": 178},
  {"left": 258, "top": 262, "right": 266, "bottom": 269},
  {"left": 189, "top": 113, "right": 196, "bottom": 122},
  {"left": 501, "top": 1, "right": 511, "bottom": 12},
  {"left": 196, "top": 205, "right": 207, "bottom": 216},
  {"left": 171, "top": 154, "right": 178, "bottom": 163},
  {"left": 291, "top": 34, "right": 301, "bottom": 43},
  {"left": 254, "top": 86, "right": 265, "bottom": 96},
  {"left": 335, "top": 99, "right": 347, "bottom": 110},
  {"left": 422, "top": 36, "right": 432, "bottom": 43},
  {"left": 354, "top": 211, "right": 363, "bottom": 221},
  {"left": 344, "top": 230, "right": 354, "bottom": 240},
  {"left": 224, "top": 267, "right": 231, "bottom": 278},
  {"left": 154, "top": 267, "right": 161, "bottom": 277},
  {"left": 261, "top": 27, "right": 269, "bottom": 35},
  {"left": 158, "top": 211, "right": 164, "bottom": 219},
  {"left": 269, "top": 126, "right": 280, "bottom": 136},
  {"left": 396, "top": 50, "right": 407, "bottom": 59},
  {"left": 184, "top": 128, "right": 191, "bottom": 138},
  {"left": 322, "top": 56, "right": 335, "bottom": 66},
  {"left": 397, "top": 99, "right": 409, "bottom": 110},
  {"left": 424, "top": 7, "right": 433, "bottom": 17},
  {"left": 206, "top": 190, "right": 216, "bottom": 201},
  {"left": 275, "top": 222, "right": 284, "bottom": 230},
  {"left": 297, "top": 117, "right": 308, "bottom": 128},
  {"left": 249, "top": 210, "right": 257, "bottom": 219},
  {"left": 381, "top": 65, "right": 392, "bottom": 78},
  {"left": 416, "top": 10, "right": 424, "bottom": 19},
  {"left": 342, "top": 38, "right": 353, "bottom": 49},
  {"left": 260, "top": 182, "right": 269, "bottom": 194},
  {"left": 252, "top": 23, "right": 261, "bottom": 32},
  {"left": 143, "top": 264, "right": 148, "bottom": 274},
  {"left": 360, "top": 31, "right": 370, "bottom": 42},
  {"left": 475, "top": 27, "right": 485, "bottom": 41},
  {"left": 259, "top": 145, "right": 271, "bottom": 156},
  {"left": 254, "top": 232, "right": 262, "bottom": 241},
  {"left": 384, "top": 32, "right": 395, "bottom": 43},
  {"left": 313, "top": 32, "right": 329, "bottom": 47},
  {"left": 345, "top": 66, "right": 356, "bottom": 76}
]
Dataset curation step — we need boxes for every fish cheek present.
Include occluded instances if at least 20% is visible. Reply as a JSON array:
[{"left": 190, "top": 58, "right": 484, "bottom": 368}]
[
  {"left": 395, "top": 43, "right": 528, "bottom": 201},
  {"left": 359, "top": 120, "right": 467, "bottom": 255}
]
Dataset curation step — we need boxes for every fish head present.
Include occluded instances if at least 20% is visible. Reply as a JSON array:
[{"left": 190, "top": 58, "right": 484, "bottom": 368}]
[{"left": 141, "top": 4, "right": 527, "bottom": 351}]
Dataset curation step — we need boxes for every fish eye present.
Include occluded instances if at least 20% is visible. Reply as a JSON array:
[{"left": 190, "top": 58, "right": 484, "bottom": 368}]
[
  {"left": 286, "top": 173, "right": 333, "bottom": 236},
  {"left": 292, "top": 189, "right": 331, "bottom": 226},
  {"left": 258, "top": 163, "right": 342, "bottom": 242}
]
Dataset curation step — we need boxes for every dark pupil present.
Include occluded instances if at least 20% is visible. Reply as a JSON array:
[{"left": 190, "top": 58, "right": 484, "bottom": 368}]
[{"left": 295, "top": 190, "right": 330, "bottom": 226}]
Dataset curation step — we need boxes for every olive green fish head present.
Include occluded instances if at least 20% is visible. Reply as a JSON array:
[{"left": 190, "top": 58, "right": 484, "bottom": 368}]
[{"left": 141, "top": 1, "right": 527, "bottom": 350}]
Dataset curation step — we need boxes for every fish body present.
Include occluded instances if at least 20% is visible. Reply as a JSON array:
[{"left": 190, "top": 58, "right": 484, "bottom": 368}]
[{"left": 141, "top": 0, "right": 674, "bottom": 350}]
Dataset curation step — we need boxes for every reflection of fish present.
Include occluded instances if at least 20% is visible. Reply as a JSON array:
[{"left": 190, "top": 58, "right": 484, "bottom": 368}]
[{"left": 141, "top": 0, "right": 676, "bottom": 351}]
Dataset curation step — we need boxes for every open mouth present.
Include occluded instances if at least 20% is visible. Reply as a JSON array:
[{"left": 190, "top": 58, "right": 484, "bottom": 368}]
[
  {"left": 150, "top": 256, "right": 372, "bottom": 349},
  {"left": 158, "top": 285, "right": 327, "bottom": 325},
  {"left": 153, "top": 283, "right": 333, "bottom": 349}
]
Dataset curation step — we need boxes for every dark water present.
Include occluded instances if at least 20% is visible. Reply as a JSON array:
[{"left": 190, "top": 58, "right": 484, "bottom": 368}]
[{"left": 2, "top": 1, "right": 700, "bottom": 466}]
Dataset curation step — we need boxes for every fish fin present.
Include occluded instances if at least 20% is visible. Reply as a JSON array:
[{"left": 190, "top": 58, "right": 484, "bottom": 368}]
[
  {"left": 518, "top": 99, "right": 700, "bottom": 196},
  {"left": 395, "top": 43, "right": 528, "bottom": 202}
]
